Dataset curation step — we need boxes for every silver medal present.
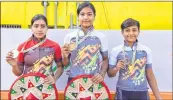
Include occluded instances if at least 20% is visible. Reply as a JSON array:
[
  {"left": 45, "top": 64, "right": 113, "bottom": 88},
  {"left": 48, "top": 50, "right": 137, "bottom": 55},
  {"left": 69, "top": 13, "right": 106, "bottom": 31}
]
[{"left": 12, "top": 49, "right": 19, "bottom": 58}]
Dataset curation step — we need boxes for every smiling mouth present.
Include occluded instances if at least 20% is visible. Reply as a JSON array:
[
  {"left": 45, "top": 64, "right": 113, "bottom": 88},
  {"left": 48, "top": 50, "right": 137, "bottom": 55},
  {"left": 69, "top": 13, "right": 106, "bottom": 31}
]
[{"left": 128, "top": 36, "right": 135, "bottom": 38}]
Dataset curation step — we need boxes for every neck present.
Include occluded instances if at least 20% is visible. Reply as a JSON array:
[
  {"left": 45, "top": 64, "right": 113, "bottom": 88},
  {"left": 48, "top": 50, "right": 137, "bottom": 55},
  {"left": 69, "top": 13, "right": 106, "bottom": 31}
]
[
  {"left": 38, "top": 38, "right": 42, "bottom": 42},
  {"left": 128, "top": 42, "right": 134, "bottom": 47},
  {"left": 32, "top": 35, "right": 46, "bottom": 42},
  {"left": 81, "top": 27, "right": 89, "bottom": 35},
  {"left": 126, "top": 41, "right": 135, "bottom": 47}
]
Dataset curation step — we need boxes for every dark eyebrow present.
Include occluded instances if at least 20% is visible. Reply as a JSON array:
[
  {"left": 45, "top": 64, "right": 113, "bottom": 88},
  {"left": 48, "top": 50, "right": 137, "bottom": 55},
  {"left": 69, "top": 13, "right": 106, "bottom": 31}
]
[
  {"left": 33, "top": 24, "right": 46, "bottom": 26},
  {"left": 87, "top": 12, "right": 92, "bottom": 13},
  {"left": 80, "top": 12, "right": 93, "bottom": 14}
]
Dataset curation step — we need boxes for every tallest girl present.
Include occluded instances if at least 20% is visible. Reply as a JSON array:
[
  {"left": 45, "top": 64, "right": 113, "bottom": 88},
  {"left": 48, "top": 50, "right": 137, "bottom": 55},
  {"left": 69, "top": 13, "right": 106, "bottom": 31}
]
[{"left": 62, "top": 2, "right": 109, "bottom": 83}]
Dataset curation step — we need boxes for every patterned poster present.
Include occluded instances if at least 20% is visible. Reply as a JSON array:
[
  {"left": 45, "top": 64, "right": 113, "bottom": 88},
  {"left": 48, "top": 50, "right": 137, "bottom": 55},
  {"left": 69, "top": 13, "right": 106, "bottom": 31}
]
[
  {"left": 9, "top": 73, "right": 58, "bottom": 100},
  {"left": 65, "top": 75, "right": 111, "bottom": 100}
]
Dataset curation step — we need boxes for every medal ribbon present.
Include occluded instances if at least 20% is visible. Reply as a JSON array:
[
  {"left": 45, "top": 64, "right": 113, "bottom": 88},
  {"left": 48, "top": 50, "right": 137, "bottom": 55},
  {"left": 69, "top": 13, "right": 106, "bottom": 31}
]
[
  {"left": 20, "top": 38, "right": 47, "bottom": 53},
  {"left": 122, "top": 44, "right": 138, "bottom": 64},
  {"left": 75, "top": 27, "right": 93, "bottom": 49}
]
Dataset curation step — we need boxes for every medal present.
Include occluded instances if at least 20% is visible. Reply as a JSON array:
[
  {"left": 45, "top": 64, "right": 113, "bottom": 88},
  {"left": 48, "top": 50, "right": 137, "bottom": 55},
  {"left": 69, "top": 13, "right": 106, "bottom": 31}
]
[
  {"left": 123, "top": 57, "right": 131, "bottom": 65},
  {"left": 12, "top": 49, "right": 19, "bottom": 58},
  {"left": 122, "top": 43, "right": 137, "bottom": 65},
  {"left": 11, "top": 38, "right": 47, "bottom": 58},
  {"left": 69, "top": 42, "right": 76, "bottom": 51}
]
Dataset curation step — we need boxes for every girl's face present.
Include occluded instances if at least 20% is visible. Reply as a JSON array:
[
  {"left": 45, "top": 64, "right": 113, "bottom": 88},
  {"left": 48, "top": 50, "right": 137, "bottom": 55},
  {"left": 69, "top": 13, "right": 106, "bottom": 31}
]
[
  {"left": 78, "top": 7, "right": 95, "bottom": 28},
  {"left": 31, "top": 19, "right": 48, "bottom": 39},
  {"left": 122, "top": 25, "right": 139, "bottom": 43}
]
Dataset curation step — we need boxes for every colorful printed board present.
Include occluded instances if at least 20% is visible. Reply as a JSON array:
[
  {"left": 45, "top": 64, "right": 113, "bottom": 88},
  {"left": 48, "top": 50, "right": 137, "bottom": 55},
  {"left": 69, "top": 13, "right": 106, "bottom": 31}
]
[
  {"left": 9, "top": 73, "right": 58, "bottom": 100},
  {"left": 64, "top": 75, "right": 111, "bottom": 100}
]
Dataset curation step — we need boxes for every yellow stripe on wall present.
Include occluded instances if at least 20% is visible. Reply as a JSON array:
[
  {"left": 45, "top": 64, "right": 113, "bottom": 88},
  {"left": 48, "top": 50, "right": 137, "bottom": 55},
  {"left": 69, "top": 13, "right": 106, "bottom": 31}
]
[
  {"left": 93, "top": 2, "right": 172, "bottom": 30},
  {"left": 1, "top": 2, "right": 172, "bottom": 30}
]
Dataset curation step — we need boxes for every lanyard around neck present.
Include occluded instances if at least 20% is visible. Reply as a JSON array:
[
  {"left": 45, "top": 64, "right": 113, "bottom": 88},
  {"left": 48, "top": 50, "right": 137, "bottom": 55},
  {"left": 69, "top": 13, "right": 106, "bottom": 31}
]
[
  {"left": 122, "top": 44, "right": 137, "bottom": 64},
  {"left": 20, "top": 38, "right": 47, "bottom": 53},
  {"left": 75, "top": 28, "right": 92, "bottom": 49}
]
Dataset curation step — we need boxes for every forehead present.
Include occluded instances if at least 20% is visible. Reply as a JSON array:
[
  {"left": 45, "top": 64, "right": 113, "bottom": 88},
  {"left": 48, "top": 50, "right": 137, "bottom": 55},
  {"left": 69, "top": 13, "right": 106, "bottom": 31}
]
[
  {"left": 80, "top": 7, "right": 93, "bottom": 13},
  {"left": 32, "top": 19, "right": 46, "bottom": 25},
  {"left": 125, "top": 26, "right": 138, "bottom": 30}
]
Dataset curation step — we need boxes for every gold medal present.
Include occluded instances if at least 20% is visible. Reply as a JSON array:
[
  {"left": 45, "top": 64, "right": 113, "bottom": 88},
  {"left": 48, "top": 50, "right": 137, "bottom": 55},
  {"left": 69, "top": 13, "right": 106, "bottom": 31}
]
[
  {"left": 12, "top": 49, "right": 19, "bottom": 58},
  {"left": 69, "top": 42, "right": 76, "bottom": 51}
]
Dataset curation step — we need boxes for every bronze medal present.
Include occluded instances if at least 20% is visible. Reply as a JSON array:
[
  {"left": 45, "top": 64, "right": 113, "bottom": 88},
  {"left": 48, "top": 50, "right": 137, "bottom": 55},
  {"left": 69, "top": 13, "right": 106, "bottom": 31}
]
[{"left": 123, "top": 57, "right": 131, "bottom": 65}]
